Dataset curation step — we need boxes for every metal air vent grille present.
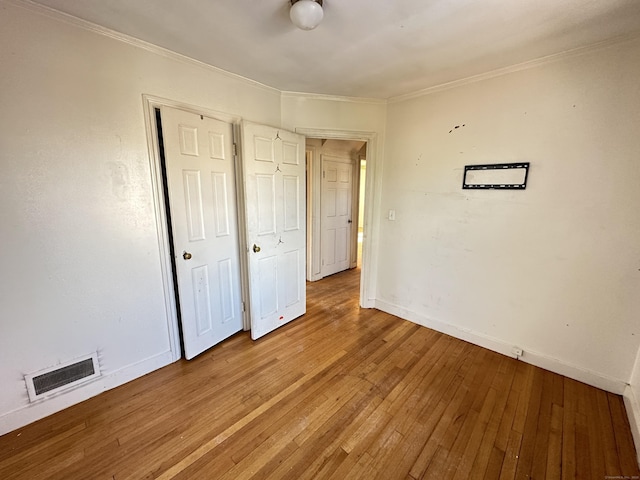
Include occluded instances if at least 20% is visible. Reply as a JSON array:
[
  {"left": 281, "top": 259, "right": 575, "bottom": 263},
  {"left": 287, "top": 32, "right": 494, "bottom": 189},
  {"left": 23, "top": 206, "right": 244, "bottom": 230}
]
[{"left": 25, "top": 353, "right": 100, "bottom": 402}]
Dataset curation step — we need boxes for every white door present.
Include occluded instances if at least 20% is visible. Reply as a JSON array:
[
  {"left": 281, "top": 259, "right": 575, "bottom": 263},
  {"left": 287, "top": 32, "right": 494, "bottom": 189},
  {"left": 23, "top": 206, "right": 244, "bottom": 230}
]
[
  {"left": 242, "top": 122, "right": 306, "bottom": 340},
  {"left": 321, "top": 157, "right": 353, "bottom": 277},
  {"left": 161, "top": 106, "right": 243, "bottom": 359}
]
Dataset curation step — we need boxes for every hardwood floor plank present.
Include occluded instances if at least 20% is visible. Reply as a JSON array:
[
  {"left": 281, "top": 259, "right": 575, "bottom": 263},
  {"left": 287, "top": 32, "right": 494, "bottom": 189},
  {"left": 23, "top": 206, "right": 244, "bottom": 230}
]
[
  {"left": 596, "top": 388, "right": 623, "bottom": 475},
  {"left": 511, "top": 363, "right": 535, "bottom": 435},
  {"left": 450, "top": 387, "right": 498, "bottom": 480},
  {"left": 561, "top": 377, "right": 578, "bottom": 480},
  {"left": 483, "top": 446, "right": 506, "bottom": 480},
  {"left": 468, "top": 359, "right": 518, "bottom": 480},
  {"left": 530, "top": 370, "right": 555, "bottom": 480},
  {"left": 498, "top": 429, "right": 523, "bottom": 480},
  {"left": 585, "top": 387, "right": 606, "bottom": 479},
  {"left": 608, "top": 392, "right": 640, "bottom": 477},
  {"left": 0, "top": 268, "right": 637, "bottom": 479},
  {"left": 545, "top": 403, "right": 563, "bottom": 480},
  {"left": 513, "top": 367, "right": 544, "bottom": 479},
  {"left": 575, "top": 411, "right": 593, "bottom": 479},
  {"left": 493, "top": 362, "right": 525, "bottom": 452}
]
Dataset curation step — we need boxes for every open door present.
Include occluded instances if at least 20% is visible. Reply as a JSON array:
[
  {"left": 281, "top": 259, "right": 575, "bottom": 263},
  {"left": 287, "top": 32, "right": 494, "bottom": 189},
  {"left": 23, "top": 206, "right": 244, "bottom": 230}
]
[
  {"left": 321, "top": 156, "right": 354, "bottom": 277},
  {"left": 161, "top": 106, "right": 244, "bottom": 359},
  {"left": 242, "top": 122, "right": 306, "bottom": 340}
]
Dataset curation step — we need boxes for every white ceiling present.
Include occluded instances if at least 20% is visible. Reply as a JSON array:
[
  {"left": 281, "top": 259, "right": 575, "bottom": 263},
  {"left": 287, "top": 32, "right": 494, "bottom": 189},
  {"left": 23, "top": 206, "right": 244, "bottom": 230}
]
[{"left": 31, "top": 0, "right": 640, "bottom": 99}]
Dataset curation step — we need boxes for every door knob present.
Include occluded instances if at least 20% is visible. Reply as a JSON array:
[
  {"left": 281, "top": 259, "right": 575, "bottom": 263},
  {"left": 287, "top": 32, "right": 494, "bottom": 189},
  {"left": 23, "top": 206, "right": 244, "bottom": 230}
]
[
  {"left": 253, "top": 244, "right": 261, "bottom": 253},
  {"left": 348, "top": 219, "right": 353, "bottom": 223},
  {"left": 183, "top": 251, "right": 192, "bottom": 260}
]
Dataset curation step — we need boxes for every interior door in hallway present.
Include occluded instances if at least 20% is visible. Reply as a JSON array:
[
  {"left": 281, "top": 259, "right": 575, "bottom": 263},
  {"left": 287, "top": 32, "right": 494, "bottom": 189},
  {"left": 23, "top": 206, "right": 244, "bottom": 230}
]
[
  {"left": 161, "top": 106, "right": 243, "bottom": 359},
  {"left": 321, "top": 157, "right": 353, "bottom": 277},
  {"left": 242, "top": 122, "right": 306, "bottom": 340}
]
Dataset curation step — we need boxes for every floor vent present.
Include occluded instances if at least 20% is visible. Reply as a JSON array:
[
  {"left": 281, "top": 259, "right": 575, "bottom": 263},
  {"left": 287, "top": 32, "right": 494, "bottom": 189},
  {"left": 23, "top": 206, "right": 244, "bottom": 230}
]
[{"left": 25, "top": 353, "right": 100, "bottom": 402}]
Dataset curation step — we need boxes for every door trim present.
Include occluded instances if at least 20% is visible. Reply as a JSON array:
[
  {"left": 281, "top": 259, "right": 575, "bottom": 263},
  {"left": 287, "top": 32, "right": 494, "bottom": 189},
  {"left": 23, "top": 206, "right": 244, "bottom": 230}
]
[
  {"left": 142, "top": 95, "right": 249, "bottom": 361},
  {"left": 306, "top": 146, "right": 321, "bottom": 281},
  {"left": 294, "top": 128, "right": 379, "bottom": 309}
]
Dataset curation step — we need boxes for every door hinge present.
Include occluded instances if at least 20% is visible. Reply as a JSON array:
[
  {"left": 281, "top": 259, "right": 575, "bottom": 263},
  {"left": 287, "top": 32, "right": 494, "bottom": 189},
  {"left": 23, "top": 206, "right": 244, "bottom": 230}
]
[
  {"left": 241, "top": 301, "right": 246, "bottom": 312},
  {"left": 323, "top": 170, "right": 325, "bottom": 178},
  {"left": 232, "top": 143, "right": 238, "bottom": 157}
]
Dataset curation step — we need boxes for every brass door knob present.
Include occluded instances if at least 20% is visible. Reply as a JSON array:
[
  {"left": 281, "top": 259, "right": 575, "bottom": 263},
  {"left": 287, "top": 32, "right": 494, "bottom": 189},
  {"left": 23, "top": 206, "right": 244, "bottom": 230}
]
[
  {"left": 253, "top": 244, "right": 261, "bottom": 253},
  {"left": 183, "top": 251, "right": 192, "bottom": 260}
]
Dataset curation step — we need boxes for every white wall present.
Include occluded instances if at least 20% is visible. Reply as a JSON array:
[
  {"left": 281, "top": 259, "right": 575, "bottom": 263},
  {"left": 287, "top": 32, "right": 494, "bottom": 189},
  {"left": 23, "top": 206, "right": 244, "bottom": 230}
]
[
  {"left": 281, "top": 93, "right": 387, "bottom": 134},
  {"left": 0, "top": 1, "right": 280, "bottom": 434},
  {"left": 377, "top": 37, "right": 640, "bottom": 393}
]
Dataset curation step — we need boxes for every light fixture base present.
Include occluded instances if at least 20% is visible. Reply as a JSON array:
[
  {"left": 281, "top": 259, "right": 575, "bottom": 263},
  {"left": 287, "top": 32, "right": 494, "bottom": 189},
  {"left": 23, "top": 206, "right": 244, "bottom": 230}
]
[{"left": 291, "top": 0, "right": 322, "bottom": 6}]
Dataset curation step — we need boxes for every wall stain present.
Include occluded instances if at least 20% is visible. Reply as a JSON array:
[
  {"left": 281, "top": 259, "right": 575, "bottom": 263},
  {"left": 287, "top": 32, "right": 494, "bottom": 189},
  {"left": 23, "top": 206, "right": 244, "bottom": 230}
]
[
  {"left": 448, "top": 124, "right": 466, "bottom": 133},
  {"left": 107, "top": 161, "right": 130, "bottom": 201}
]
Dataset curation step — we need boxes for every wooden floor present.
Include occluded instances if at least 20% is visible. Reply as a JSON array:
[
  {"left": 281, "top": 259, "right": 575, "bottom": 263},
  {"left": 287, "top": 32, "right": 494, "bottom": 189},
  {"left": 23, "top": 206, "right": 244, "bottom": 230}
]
[{"left": 1, "top": 268, "right": 638, "bottom": 479}]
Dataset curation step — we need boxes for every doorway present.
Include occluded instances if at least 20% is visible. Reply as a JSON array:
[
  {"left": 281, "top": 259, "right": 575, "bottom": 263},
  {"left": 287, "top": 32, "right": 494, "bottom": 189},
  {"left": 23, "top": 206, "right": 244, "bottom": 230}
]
[
  {"left": 306, "top": 138, "right": 366, "bottom": 280},
  {"left": 298, "top": 128, "right": 377, "bottom": 310}
]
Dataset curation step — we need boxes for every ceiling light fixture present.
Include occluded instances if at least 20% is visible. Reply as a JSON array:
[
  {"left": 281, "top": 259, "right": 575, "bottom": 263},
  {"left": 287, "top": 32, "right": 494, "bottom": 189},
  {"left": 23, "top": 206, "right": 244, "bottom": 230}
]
[{"left": 290, "top": 0, "right": 324, "bottom": 31}]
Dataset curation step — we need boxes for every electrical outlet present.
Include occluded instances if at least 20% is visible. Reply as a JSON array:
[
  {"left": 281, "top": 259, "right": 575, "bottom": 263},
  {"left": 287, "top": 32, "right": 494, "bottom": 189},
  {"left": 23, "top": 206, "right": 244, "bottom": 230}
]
[{"left": 511, "top": 346, "right": 523, "bottom": 357}]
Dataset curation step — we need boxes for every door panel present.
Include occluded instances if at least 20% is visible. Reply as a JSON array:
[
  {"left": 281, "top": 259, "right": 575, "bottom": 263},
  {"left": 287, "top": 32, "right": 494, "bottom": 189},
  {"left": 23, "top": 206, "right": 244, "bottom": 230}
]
[
  {"left": 242, "top": 122, "right": 306, "bottom": 340},
  {"left": 283, "top": 141, "right": 299, "bottom": 164},
  {"left": 192, "top": 265, "right": 213, "bottom": 335},
  {"left": 183, "top": 170, "right": 205, "bottom": 241},
  {"left": 258, "top": 255, "right": 279, "bottom": 318},
  {"left": 162, "top": 106, "right": 243, "bottom": 359},
  {"left": 283, "top": 250, "right": 301, "bottom": 306},
  {"left": 218, "top": 258, "right": 235, "bottom": 322},
  {"left": 321, "top": 157, "right": 353, "bottom": 277},
  {"left": 283, "top": 175, "right": 300, "bottom": 231},
  {"left": 212, "top": 172, "right": 230, "bottom": 236},
  {"left": 256, "top": 174, "right": 277, "bottom": 235}
]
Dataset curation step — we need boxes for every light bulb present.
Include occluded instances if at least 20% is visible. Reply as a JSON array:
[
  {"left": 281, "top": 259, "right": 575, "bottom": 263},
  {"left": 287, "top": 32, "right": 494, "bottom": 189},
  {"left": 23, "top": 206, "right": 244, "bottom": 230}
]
[{"left": 290, "top": 0, "right": 324, "bottom": 31}]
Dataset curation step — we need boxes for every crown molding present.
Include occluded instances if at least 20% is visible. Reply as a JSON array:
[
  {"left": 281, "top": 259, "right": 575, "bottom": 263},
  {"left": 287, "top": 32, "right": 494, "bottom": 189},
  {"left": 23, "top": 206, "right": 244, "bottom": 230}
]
[
  {"left": 7, "top": 0, "right": 281, "bottom": 96},
  {"left": 281, "top": 91, "right": 387, "bottom": 105},
  {"left": 389, "top": 32, "right": 640, "bottom": 104}
]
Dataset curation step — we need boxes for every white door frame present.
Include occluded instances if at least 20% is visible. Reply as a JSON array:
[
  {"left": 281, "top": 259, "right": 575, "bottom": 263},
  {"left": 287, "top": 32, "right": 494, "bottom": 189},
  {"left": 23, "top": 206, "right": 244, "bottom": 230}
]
[
  {"left": 295, "top": 128, "right": 379, "bottom": 309},
  {"left": 305, "top": 145, "right": 321, "bottom": 282},
  {"left": 142, "top": 94, "right": 250, "bottom": 361},
  {"left": 351, "top": 154, "right": 366, "bottom": 270}
]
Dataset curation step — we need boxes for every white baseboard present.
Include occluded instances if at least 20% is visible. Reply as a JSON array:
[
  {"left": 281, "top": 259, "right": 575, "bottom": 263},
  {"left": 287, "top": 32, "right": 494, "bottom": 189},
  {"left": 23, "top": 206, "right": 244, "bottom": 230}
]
[
  {"left": 0, "top": 350, "right": 175, "bottom": 436},
  {"left": 374, "top": 299, "right": 627, "bottom": 395},
  {"left": 623, "top": 385, "right": 640, "bottom": 466}
]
